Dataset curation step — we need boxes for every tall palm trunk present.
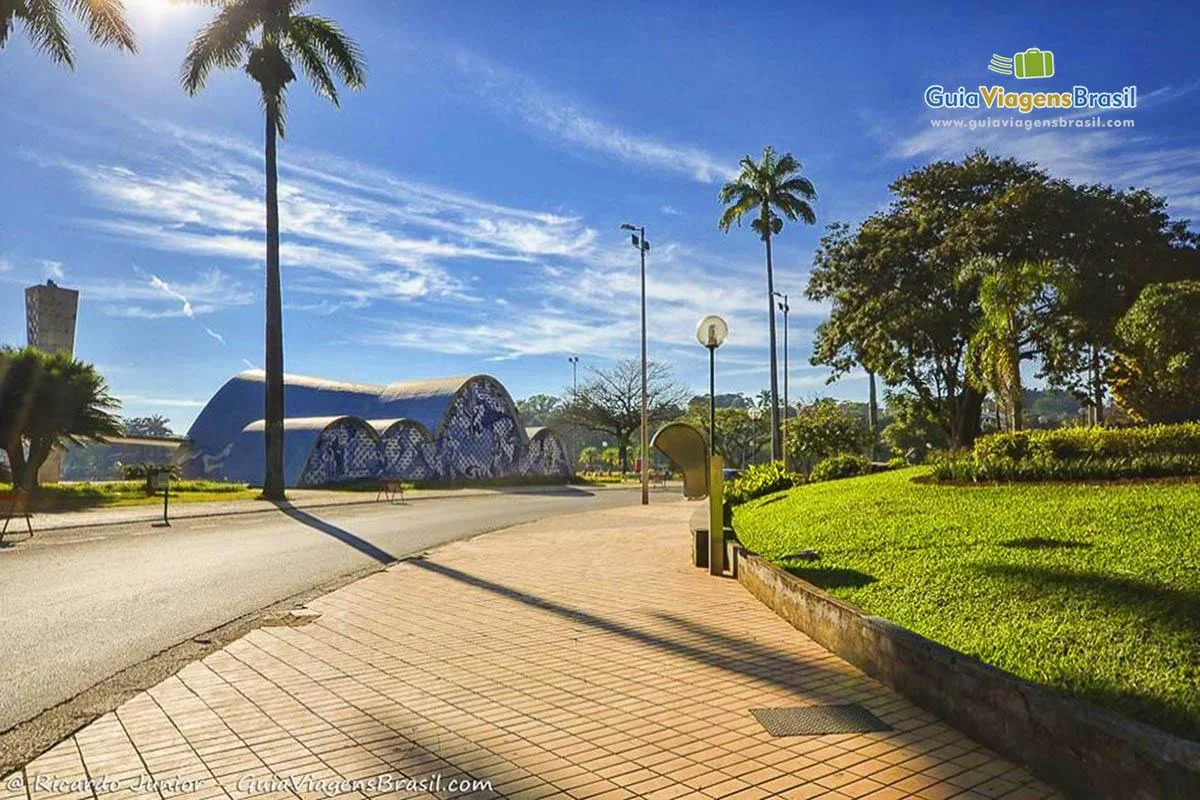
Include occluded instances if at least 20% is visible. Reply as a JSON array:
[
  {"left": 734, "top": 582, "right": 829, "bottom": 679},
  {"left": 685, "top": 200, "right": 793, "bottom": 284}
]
[
  {"left": 262, "top": 109, "right": 286, "bottom": 499},
  {"left": 1006, "top": 310, "right": 1024, "bottom": 432},
  {"left": 763, "top": 220, "right": 781, "bottom": 461}
]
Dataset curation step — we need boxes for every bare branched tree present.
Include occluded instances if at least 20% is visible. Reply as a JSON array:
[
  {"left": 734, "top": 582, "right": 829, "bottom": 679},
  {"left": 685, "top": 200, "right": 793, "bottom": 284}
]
[{"left": 558, "top": 359, "right": 686, "bottom": 472}]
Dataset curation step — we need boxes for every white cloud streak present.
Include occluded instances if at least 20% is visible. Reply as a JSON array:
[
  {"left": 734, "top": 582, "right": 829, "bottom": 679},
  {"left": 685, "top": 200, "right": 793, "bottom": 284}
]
[
  {"left": 452, "top": 50, "right": 734, "bottom": 183},
  {"left": 33, "top": 119, "right": 808, "bottom": 368}
]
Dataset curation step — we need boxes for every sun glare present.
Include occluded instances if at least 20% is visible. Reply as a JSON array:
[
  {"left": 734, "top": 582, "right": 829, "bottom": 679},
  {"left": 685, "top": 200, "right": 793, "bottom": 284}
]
[{"left": 122, "top": 0, "right": 184, "bottom": 25}]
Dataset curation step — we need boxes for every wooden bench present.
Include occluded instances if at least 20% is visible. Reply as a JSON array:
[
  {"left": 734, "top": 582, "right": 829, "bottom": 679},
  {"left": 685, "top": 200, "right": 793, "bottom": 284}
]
[
  {"left": 1, "top": 489, "right": 33, "bottom": 542},
  {"left": 376, "top": 478, "right": 406, "bottom": 504}
]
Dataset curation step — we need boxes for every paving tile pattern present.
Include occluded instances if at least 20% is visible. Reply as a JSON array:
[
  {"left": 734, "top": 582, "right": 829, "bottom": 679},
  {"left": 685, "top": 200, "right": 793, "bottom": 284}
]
[{"left": 4, "top": 503, "right": 1061, "bottom": 799}]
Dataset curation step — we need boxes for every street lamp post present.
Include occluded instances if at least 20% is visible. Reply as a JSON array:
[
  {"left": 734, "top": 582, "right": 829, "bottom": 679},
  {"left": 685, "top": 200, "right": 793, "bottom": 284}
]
[
  {"left": 621, "top": 223, "right": 651, "bottom": 506},
  {"left": 568, "top": 355, "right": 580, "bottom": 394},
  {"left": 696, "top": 315, "right": 729, "bottom": 459},
  {"left": 774, "top": 291, "right": 790, "bottom": 470}
]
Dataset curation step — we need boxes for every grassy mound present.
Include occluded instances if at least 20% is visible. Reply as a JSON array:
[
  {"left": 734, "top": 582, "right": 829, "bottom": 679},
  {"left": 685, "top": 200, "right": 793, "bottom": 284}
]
[{"left": 732, "top": 468, "right": 1200, "bottom": 740}]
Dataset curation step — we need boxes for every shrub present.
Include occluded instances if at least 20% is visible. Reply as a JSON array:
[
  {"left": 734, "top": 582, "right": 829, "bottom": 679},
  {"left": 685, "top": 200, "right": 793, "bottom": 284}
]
[
  {"left": 785, "top": 399, "right": 870, "bottom": 474},
  {"left": 725, "top": 461, "right": 803, "bottom": 505},
  {"left": 932, "top": 422, "right": 1200, "bottom": 481},
  {"left": 1107, "top": 281, "right": 1200, "bottom": 423},
  {"left": 810, "top": 453, "right": 871, "bottom": 482},
  {"left": 121, "top": 462, "right": 181, "bottom": 492}
]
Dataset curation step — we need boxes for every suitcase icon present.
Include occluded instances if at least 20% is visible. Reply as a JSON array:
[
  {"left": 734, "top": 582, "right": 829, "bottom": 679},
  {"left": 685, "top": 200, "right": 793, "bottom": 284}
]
[{"left": 1014, "top": 48, "right": 1054, "bottom": 79}]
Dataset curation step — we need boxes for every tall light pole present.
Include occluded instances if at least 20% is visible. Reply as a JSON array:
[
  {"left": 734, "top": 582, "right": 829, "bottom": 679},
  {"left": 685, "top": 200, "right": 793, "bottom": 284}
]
[
  {"left": 773, "top": 291, "right": 790, "bottom": 470},
  {"left": 696, "top": 315, "right": 729, "bottom": 459},
  {"left": 568, "top": 355, "right": 580, "bottom": 394},
  {"left": 621, "top": 223, "right": 651, "bottom": 505}
]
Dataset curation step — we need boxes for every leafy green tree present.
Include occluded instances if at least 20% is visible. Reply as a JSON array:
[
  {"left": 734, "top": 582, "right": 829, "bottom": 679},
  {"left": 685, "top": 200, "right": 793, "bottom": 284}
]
[
  {"left": 1107, "top": 281, "right": 1200, "bottom": 423},
  {"left": 123, "top": 414, "right": 174, "bottom": 437},
  {"left": 1, "top": 0, "right": 134, "bottom": 67},
  {"left": 809, "top": 152, "right": 1056, "bottom": 448},
  {"left": 684, "top": 402, "right": 768, "bottom": 469},
  {"left": 784, "top": 398, "right": 868, "bottom": 475},
  {"left": 576, "top": 445, "right": 599, "bottom": 472},
  {"left": 0, "top": 347, "right": 122, "bottom": 491},
  {"left": 881, "top": 394, "right": 947, "bottom": 460},
  {"left": 181, "top": 0, "right": 365, "bottom": 499},
  {"left": 719, "top": 146, "right": 817, "bottom": 460},
  {"left": 517, "top": 394, "right": 561, "bottom": 426},
  {"left": 558, "top": 359, "right": 685, "bottom": 472},
  {"left": 953, "top": 177, "right": 1198, "bottom": 423}
]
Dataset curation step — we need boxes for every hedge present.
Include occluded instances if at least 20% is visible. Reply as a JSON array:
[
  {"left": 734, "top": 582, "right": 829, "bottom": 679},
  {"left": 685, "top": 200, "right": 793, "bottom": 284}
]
[{"left": 932, "top": 422, "right": 1200, "bottom": 481}]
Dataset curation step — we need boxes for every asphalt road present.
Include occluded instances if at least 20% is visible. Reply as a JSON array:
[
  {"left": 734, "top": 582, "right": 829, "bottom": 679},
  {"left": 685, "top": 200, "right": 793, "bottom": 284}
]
[{"left": 0, "top": 487, "right": 648, "bottom": 733}]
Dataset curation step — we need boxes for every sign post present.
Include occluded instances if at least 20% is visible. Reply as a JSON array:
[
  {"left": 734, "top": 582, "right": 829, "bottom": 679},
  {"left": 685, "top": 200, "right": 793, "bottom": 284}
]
[
  {"left": 150, "top": 469, "right": 171, "bottom": 526},
  {"left": 708, "top": 455, "right": 724, "bottom": 576}
]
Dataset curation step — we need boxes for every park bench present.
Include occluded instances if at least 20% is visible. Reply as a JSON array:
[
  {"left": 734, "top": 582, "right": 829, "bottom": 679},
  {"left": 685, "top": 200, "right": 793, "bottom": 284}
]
[
  {"left": 376, "top": 478, "right": 406, "bottom": 504},
  {"left": 1, "top": 488, "right": 34, "bottom": 542}
]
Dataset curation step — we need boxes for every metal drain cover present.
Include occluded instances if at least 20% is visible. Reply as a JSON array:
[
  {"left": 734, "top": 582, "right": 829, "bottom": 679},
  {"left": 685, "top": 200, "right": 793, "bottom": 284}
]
[{"left": 750, "top": 705, "right": 891, "bottom": 736}]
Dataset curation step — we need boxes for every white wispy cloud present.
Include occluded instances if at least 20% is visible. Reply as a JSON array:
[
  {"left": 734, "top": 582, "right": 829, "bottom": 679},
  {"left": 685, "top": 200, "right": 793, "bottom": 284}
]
[
  {"left": 451, "top": 50, "right": 733, "bottom": 183},
  {"left": 43, "top": 259, "right": 65, "bottom": 280},
  {"left": 78, "top": 268, "right": 251, "bottom": 319},
  {"left": 660, "top": 205, "right": 684, "bottom": 216},
  {"left": 30, "top": 121, "right": 604, "bottom": 313},
  {"left": 33, "top": 119, "right": 810, "bottom": 369},
  {"left": 117, "top": 393, "right": 206, "bottom": 409},
  {"left": 148, "top": 273, "right": 194, "bottom": 318}
]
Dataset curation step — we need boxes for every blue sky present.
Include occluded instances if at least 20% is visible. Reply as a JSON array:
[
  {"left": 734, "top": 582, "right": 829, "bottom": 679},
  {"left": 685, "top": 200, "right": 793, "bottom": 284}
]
[{"left": 2, "top": 0, "right": 1197, "bottom": 432}]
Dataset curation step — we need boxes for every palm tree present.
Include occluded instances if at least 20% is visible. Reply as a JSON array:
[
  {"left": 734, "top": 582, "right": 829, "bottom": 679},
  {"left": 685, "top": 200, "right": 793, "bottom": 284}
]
[
  {"left": 181, "top": 0, "right": 365, "bottom": 499},
  {"left": 0, "top": 347, "right": 122, "bottom": 492},
  {"left": 962, "top": 260, "right": 1055, "bottom": 432},
  {"left": 1, "top": 0, "right": 135, "bottom": 67},
  {"left": 718, "top": 146, "right": 816, "bottom": 459}
]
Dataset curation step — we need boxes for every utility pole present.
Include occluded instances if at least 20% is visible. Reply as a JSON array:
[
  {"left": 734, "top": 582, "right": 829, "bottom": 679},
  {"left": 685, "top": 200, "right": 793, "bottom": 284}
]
[
  {"left": 621, "top": 223, "right": 651, "bottom": 506},
  {"left": 774, "top": 291, "right": 790, "bottom": 470}
]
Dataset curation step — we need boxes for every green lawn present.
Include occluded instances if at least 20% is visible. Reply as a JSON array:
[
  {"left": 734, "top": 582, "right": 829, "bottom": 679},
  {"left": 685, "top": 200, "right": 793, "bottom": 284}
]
[
  {"left": 2, "top": 480, "right": 256, "bottom": 511},
  {"left": 732, "top": 468, "right": 1200, "bottom": 740}
]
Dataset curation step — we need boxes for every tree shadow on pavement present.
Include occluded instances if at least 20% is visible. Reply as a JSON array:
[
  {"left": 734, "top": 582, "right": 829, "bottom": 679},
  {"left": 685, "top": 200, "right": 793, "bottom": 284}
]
[
  {"left": 409, "top": 558, "right": 874, "bottom": 702},
  {"left": 272, "top": 501, "right": 397, "bottom": 564}
]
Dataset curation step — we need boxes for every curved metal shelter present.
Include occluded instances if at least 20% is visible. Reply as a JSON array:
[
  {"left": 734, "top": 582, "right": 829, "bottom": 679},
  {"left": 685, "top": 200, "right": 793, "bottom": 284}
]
[{"left": 181, "top": 370, "right": 570, "bottom": 487}]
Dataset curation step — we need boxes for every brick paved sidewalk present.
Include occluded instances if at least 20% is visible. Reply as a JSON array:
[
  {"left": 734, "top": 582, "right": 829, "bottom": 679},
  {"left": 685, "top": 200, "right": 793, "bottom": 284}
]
[{"left": 2, "top": 503, "right": 1060, "bottom": 799}]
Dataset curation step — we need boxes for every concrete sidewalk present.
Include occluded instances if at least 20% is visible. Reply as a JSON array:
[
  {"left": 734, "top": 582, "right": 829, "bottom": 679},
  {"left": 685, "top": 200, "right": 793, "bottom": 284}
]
[
  {"left": 2, "top": 502, "right": 1059, "bottom": 799},
  {"left": 12, "top": 483, "right": 655, "bottom": 535}
]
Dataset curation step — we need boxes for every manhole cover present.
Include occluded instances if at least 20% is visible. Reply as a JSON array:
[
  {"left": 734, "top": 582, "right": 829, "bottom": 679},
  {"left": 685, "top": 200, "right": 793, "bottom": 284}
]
[{"left": 749, "top": 705, "right": 890, "bottom": 736}]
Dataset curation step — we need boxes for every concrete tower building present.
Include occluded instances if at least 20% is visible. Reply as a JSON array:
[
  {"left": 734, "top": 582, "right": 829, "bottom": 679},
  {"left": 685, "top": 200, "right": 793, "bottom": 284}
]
[
  {"left": 25, "top": 279, "right": 81, "bottom": 483},
  {"left": 26, "top": 279, "right": 79, "bottom": 355}
]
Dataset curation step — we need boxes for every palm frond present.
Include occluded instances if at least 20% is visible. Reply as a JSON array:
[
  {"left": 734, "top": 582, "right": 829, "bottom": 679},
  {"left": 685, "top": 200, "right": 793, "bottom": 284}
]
[
  {"left": 287, "top": 13, "right": 364, "bottom": 94},
  {"left": 717, "top": 179, "right": 758, "bottom": 207},
  {"left": 718, "top": 194, "right": 757, "bottom": 231},
  {"left": 283, "top": 31, "right": 337, "bottom": 102},
  {"left": 19, "top": 0, "right": 74, "bottom": 67},
  {"left": 66, "top": 0, "right": 135, "bottom": 52},
  {"left": 778, "top": 175, "right": 817, "bottom": 199},
  {"left": 774, "top": 194, "right": 816, "bottom": 225},
  {"left": 181, "top": 0, "right": 262, "bottom": 94}
]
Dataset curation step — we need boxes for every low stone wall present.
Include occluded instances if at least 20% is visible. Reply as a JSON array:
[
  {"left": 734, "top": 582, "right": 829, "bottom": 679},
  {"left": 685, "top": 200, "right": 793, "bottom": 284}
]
[{"left": 736, "top": 550, "right": 1200, "bottom": 800}]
